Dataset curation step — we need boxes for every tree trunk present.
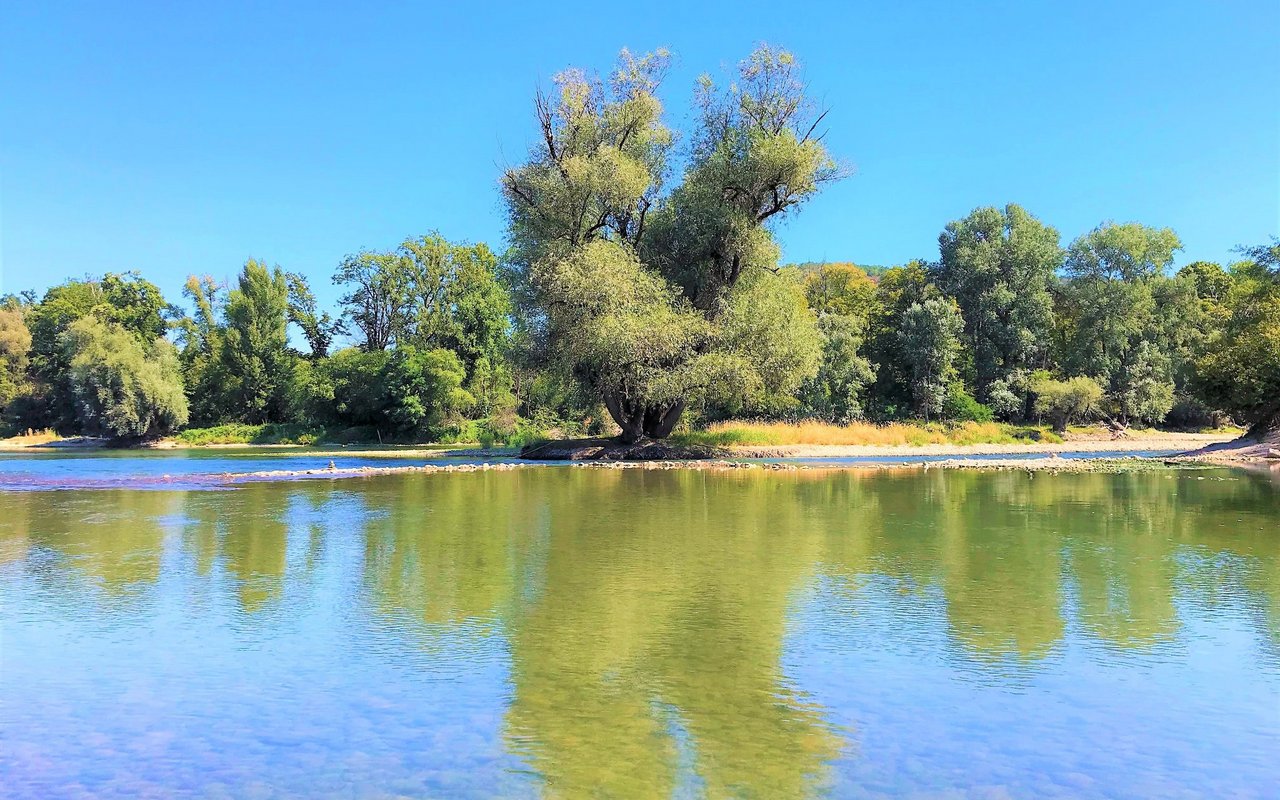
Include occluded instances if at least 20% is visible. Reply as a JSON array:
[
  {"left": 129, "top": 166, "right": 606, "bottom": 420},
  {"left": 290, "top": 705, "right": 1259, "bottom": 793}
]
[
  {"left": 602, "top": 391, "right": 646, "bottom": 443},
  {"left": 1246, "top": 402, "right": 1280, "bottom": 443},
  {"left": 642, "top": 399, "right": 685, "bottom": 439},
  {"left": 602, "top": 393, "right": 686, "bottom": 443}
]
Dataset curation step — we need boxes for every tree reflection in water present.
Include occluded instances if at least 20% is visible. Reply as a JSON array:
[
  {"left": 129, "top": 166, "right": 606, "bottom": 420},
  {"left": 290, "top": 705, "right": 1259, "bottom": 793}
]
[{"left": 2, "top": 466, "right": 1277, "bottom": 797}]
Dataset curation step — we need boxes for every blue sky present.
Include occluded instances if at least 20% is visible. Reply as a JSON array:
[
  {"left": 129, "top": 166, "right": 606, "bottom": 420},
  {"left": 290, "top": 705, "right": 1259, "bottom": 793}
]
[{"left": 2, "top": 0, "right": 1277, "bottom": 311}]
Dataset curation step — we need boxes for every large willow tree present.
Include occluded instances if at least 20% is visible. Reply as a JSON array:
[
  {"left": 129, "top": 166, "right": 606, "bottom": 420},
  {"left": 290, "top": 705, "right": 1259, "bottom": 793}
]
[{"left": 503, "top": 46, "right": 839, "bottom": 441}]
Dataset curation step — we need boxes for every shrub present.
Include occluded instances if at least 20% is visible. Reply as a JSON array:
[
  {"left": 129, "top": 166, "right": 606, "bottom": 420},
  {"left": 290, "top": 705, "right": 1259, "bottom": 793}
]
[
  {"left": 986, "top": 378, "right": 1023, "bottom": 420},
  {"left": 943, "top": 382, "right": 994, "bottom": 422},
  {"left": 175, "top": 423, "right": 323, "bottom": 445},
  {"left": 1032, "top": 375, "right": 1104, "bottom": 431}
]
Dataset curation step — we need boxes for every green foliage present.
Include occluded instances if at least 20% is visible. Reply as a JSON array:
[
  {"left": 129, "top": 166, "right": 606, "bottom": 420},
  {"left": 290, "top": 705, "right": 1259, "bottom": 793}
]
[
  {"left": 4, "top": 49, "right": 1265, "bottom": 447},
  {"left": 60, "top": 316, "right": 188, "bottom": 439},
  {"left": 1109, "top": 340, "right": 1175, "bottom": 425},
  {"left": 217, "top": 260, "right": 294, "bottom": 423},
  {"left": 985, "top": 376, "right": 1024, "bottom": 421},
  {"left": 716, "top": 269, "right": 823, "bottom": 415},
  {"left": 466, "top": 356, "right": 516, "bottom": 418},
  {"left": 934, "top": 204, "right": 1061, "bottom": 401},
  {"left": 98, "top": 272, "right": 174, "bottom": 341},
  {"left": 1195, "top": 245, "right": 1280, "bottom": 431},
  {"left": 286, "top": 346, "right": 472, "bottom": 439},
  {"left": 178, "top": 275, "right": 228, "bottom": 425},
  {"left": 382, "top": 347, "right": 473, "bottom": 437},
  {"left": 1234, "top": 237, "right": 1280, "bottom": 277},
  {"left": 174, "top": 423, "right": 322, "bottom": 446},
  {"left": 863, "top": 261, "right": 930, "bottom": 416},
  {"left": 0, "top": 307, "right": 32, "bottom": 419},
  {"left": 334, "top": 234, "right": 512, "bottom": 371},
  {"left": 1058, "top": 222, "right": 1185, "bottom": 424},
  {"left": 1178, "top": 260, "right": 1233, "bottom": 313},
  {"left": 503, "top": 45, "right": 834, "bottom": 439},
  {"left": 24, "top": 273, "right": 178, "bottom": 431},
  {"left": 943, "top": 382, "right": 994, "bottom": 423},
  {"left": 1032, "top": 374, "right": 1104, "bottom": 431},
  {"left": 320, "top": 348, "right": 391, "bottom": 427},
  {"left": 803, "top": 263, "right": 877, "bottom": 331},
  {"left": 899, "top": 297, "right": 964, "bottom": 419},
  {"left": 286, "top": 272, "right": 341, "bottom": 358},
  {"left": 799, "top": 314, "right": 875, "bottom": 423}
]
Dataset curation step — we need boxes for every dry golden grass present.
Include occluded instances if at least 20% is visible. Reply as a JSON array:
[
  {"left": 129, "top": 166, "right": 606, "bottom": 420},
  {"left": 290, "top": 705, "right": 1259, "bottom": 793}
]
[
  {"left": 673, "top": 420, "right": 1061, "bottom": 447},
  {"left": 0, "top": 428, "right": 63, "bottom": 447}
]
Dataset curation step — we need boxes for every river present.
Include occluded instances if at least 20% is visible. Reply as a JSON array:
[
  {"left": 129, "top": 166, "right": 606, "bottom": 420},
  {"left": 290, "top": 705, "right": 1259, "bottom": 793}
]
[{"left": 1, "top": 454, "right": 1277, "bottom": 797}]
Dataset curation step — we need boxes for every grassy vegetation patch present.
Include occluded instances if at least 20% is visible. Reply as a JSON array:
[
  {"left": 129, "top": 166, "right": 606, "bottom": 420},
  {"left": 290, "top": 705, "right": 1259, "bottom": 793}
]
[
  {"left": 174, "top": 424, "right": 325, "bottom": 446},
  {"left": 672, "top": 420, "right": 1063, "bottom": 448}
]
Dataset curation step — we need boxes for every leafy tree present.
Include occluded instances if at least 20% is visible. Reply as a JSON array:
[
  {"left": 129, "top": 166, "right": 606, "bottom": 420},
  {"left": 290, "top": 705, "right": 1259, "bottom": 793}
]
[
  {"left": 177, "top": 275, "right": 229, "bottom": 426},
  {"left": 1147, "top": 270, "right": 1205, "bottom": 407},
  {"left": 934, "top": 204, "right": 1061, "bottom": 404},
  {"left": 714, "top": 268, "right": 823, "bottom": 417},
  {"left": 437, "top": 242, "right": 512, "bottom": 374},
  {"left": 285, "top": 272, "right": 341, "bottom": 359},
  {"left": 218, "top": 260, "right": 294, "bottom": 423},
  {"left": 799, "top": 314, "right": 875, "bottom": 422},
  {"left": 0, "top": 307, "right": 33, "bottom": 421},
  {"left": 335, "top": 234, "right": 512, "bottom": 371},
  {"left": 899, "top": 297, "right": 964, "bottom": 419},
  {"left": 1110, "top": 340, "right": 1175, "bottom": 425},
  {"left": 1235, "top": 237, "right": 1280, "bottom": 277},
  {"left": 1178, "top": 260, "right": 1233, "bottom": 319},
  {"left": 334, "top": 250, "right": 413, "bottom": 351},
  {"left": 26, "top": 273, "right": 176, "bottom": 431},
  {"left": 60, "top": 316, "right": 188, "bottom": 439},
  {"left": 466, "top": 355, "right": 516, "bottom": 418},
  {"left": 98, "top": 271, "right": 175, "bottom": 341},
  {"left": 27, "top": 280, "right": 105, "bottom": 417},
  {"left": 863, "top": 261, "right": 930, "bottom": 416},
  {"left": 803, "top": 263, "right": 877, "bottom": 328},
  {"left": 289, "top": 346, "right": 473, "bottom": 438},
  {"left": 1031, "top": 374, "right": 1104, "bottom": 431},
  {"left": 1195, "top": 246, "right": 1280, "bottom": 436},
  {"left": 503, "top": 46, "right": 837, "bottom": 440},
  {"left": 299, "top": 348, "right": 390, "bottom": 428},
  {"left": 1060, "top": 222, "right": 1183, "bottom": 424},
  {"left": 382, "top": 346, "right": 473, "bottom": 437}
]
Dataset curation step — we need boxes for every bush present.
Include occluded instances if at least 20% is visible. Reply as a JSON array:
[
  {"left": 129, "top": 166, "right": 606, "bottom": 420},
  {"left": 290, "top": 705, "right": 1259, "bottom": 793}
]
[
  {"left": 175, "top": 423, "right": 323, "bottom": 445},
  {"left": 943, "top": 383, "right": 994, "bottom": 422},
  {"left": 986, "top": 378, "right": 1023, "bottom": 420},
  {"left": 1032, "top": 375, "right": 1104, "bottom": 431},
  {"left": 1164, "top": 396, "right": 1231, "bottom": 430}
]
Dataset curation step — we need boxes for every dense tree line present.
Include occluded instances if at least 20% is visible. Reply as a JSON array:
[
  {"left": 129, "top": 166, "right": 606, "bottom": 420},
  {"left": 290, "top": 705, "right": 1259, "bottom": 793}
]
[{"left": 1, "top": 46, "right": 1276, "bottom": 443}]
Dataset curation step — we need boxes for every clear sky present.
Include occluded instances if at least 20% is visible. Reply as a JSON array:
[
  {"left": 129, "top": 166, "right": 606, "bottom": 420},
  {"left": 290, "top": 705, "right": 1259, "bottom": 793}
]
[{"left": 2, "top": 0, "right": 1277, "bottom": 312}]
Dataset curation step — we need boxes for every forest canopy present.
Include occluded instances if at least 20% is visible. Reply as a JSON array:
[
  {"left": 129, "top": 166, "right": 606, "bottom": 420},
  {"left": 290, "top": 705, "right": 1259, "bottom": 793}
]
[{"left": 1, "top": 46, "right": 1276, "bottom": 444}]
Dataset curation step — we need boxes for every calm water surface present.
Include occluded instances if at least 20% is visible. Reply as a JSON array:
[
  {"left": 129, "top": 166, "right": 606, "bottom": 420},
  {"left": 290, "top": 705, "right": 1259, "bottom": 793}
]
[{"left": 1, "top": 459, "right": 1278, "bottom": 798}]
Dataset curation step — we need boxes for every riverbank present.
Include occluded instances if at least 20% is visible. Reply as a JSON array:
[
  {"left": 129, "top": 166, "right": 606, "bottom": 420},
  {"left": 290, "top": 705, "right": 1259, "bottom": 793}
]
[
  {"left": 1, "top": 427, "right": 1237, "bottom": 459},
  {"left": 726, "top": 431, "right": 1231, "bottom": 459},
  {"left": 520, "top": 430, "right": 1234, "bottom": 461}
]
